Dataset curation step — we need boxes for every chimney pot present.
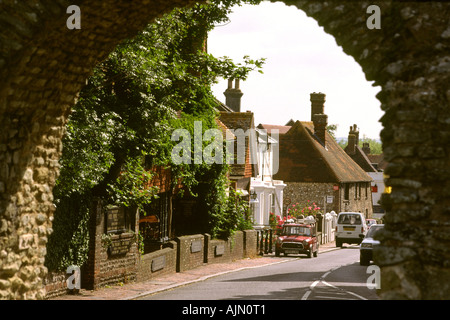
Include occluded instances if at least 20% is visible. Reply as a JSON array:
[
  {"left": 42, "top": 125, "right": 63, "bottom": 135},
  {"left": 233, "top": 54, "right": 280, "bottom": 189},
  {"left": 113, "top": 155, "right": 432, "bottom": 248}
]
[
  {"left": 224, "top": 79, "right": 244, "bottom": 112},
  {"left": 349, "top": 124, "right": 360, "bottom": 145},
  {"left": 310, "top": 92, "right": 326, "bottom": 120},
  {"left": 362, "top": 142, "right": 371, "bottom": 155}
]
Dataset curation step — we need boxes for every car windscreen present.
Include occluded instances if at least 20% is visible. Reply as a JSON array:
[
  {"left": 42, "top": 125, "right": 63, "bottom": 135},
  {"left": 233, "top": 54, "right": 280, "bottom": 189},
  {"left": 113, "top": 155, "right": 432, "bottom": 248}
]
[
  {"left": 366, "top": 225, "right": 384, "bottom": 238},
  {"left": 338, "top": 214, "right": 362, "bottom": 225},
  {"left": 282, "top": 226, "right": 311, "bottom": 236}
]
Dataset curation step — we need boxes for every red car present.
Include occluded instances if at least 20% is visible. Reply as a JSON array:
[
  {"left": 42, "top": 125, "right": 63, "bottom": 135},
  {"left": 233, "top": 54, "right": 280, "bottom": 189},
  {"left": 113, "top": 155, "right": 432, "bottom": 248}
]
[{"left": 275, "top": 223, "right": 319, "bottom": 258}]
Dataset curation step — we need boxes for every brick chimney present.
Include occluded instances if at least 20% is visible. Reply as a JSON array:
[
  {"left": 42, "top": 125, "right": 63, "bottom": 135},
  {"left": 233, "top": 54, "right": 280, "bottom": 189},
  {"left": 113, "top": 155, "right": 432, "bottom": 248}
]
[
  {"left": 351, "top": 124, "right": 359, "bottom": 145},
  {"left": 362, "top": 142, "right": 371, "bottom": 155},
  {"left": 310, "top": 92, "right": 328, "bottom": 144},
  {"left": 224, "top": 79, "right": 243, "bottom": 112},
  {"left": 347, "top": 124, "right": 359, "bottom": 155},
  {"left": 310, "top": 92, "right": 325, "bottom": 120}
]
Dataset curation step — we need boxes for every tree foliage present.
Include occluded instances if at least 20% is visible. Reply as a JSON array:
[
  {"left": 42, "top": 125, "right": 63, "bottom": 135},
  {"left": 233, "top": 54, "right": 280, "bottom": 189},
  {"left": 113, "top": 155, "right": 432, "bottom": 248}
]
[{"left": 46, "top": 0, "right": 264, "bottom": 271}]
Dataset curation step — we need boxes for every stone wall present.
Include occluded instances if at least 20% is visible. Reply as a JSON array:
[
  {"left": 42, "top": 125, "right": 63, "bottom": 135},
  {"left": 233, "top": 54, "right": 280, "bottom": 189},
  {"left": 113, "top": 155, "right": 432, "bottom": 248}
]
[
  {"left": 0, "top": 0, "right": 449, "bottom": 300},
  {"left": 284, "top": 182, "right": 373, "bottom": 218},
  {"left": 284, "top": 182, "right": 339, "bottom": 214},
  {"left": 0, "top": 0, "right": 200, "bottom": 300},
  {"left": 289, "top": 0, "right": 450, "bottom": 300}
]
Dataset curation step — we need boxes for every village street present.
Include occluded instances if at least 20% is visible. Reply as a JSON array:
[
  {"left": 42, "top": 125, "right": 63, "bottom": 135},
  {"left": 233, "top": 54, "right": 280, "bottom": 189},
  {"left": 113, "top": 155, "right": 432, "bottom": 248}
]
[{"left": 140, "top": 246, "right": 379, "bottom": 301}]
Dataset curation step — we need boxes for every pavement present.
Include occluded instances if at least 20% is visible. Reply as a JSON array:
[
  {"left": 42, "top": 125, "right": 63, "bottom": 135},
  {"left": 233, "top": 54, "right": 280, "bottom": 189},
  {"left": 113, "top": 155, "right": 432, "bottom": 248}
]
[{"left": 50, "top": 241, "right": 341, "bottom": 300}]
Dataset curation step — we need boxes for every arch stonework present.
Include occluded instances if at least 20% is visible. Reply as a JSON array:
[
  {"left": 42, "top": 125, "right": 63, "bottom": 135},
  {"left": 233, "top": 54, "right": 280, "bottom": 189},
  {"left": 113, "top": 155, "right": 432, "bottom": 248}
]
[{"left": 0, "top": 0, "right": 448, "bottom": 299}]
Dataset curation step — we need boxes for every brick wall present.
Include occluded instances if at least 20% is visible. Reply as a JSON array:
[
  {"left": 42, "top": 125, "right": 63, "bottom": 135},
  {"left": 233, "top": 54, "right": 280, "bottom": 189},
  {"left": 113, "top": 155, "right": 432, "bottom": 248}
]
[
  {"left": 43, "top": 229, "right": 259, "bottom": 298},
  {"left": 43, "top": 271, "right": 67, "bottom": 299},
  {"left": 82, "top": 201, "right": 140, "bottom": 290},
  {"left": 137, "top": 241, "right": 177, "bottom": 282},
  {"left": 175, "top": 234, "right": 205, "bottom": 272},
  {"left": 243, "top": 230, "right": 258, "bottom": 258},
  {"left": 205, "top": 231, "right": 245, "bottom": 264}
]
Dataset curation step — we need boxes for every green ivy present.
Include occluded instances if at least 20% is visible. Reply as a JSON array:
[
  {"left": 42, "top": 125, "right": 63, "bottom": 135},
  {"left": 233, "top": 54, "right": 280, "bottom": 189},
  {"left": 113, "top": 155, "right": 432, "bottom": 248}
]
[{"left": 45, "top": 193, "right": 91, "bottom": 272}]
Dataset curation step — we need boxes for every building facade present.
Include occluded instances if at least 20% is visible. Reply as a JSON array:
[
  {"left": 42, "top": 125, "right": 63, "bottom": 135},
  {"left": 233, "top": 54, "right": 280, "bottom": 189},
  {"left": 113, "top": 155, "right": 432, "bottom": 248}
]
[{"left": 267, "top": 93, "right": 373, "bottom": 219}]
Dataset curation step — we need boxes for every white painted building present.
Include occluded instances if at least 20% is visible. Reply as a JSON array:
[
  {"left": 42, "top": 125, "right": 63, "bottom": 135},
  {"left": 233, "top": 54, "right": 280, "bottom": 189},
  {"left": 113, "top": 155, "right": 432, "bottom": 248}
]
[{"left": 250, "top": 128, "right": 286, "bottom": 229}]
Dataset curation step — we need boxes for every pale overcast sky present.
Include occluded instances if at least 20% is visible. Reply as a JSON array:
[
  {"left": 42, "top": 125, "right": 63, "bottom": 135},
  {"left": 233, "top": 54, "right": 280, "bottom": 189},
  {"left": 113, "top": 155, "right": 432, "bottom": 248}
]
[{"left": 208, "top": 2, "right": 383, "bottom": 140}]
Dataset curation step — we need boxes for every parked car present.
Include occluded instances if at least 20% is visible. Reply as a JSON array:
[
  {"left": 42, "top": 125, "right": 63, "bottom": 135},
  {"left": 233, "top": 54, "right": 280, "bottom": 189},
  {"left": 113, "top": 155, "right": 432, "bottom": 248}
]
[
  {"left": 366, "top": 219, "right": 377, "bottom": 228},
  {"left": 275, "top": 222, "right": 318, "bottom": 258},
  {"left": 335, "top": 212, "right": 368, "bottom": 247},
  {"left": 360, "top": 224, "right": 384, "bottom": 265}
]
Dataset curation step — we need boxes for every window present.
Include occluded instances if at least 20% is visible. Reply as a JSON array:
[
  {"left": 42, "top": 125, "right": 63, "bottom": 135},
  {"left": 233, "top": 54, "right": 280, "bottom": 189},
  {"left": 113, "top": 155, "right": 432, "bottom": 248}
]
[
  {"left": 338, "top": 213, "right": 362, "bottom": 225},
  {"left": 270, "top": 193, "right": 276, "bottom": 213},
  {"left": 282, "top": 226, "right": 311, "bottom": 236}
]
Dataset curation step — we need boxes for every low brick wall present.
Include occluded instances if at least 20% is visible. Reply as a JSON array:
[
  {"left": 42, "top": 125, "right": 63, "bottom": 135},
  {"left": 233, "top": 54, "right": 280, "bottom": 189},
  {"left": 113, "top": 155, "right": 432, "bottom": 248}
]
[
  {"left": 243, "top": 230, "right": 258, "bottom": 258},
  {"left": 44, "top": 271, "right": 67, "bottom": 299},
  {"left": 137, "top": 241, "right": 177, "bottom": 282},
  {"left": 206, "top": 236, "right": 231, "bottom": 264},
  {"left": 230, "top": 231, "right": 244, "bottom": 261},
  {"left": 205, "top": 231, "right": 250, "bottom": 264},
  {"left": 44, "top": 229, "right": 258, "bottom": 298},
  {"left": 175, "top": 234, "right": 205, "bottom": 272}
]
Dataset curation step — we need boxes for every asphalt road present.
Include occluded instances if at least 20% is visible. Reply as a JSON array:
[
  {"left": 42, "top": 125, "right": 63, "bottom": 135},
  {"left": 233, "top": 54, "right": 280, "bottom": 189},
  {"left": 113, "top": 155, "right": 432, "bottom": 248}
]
[{"left": 140, "top": 246, "right": 380, "bottom": 301}]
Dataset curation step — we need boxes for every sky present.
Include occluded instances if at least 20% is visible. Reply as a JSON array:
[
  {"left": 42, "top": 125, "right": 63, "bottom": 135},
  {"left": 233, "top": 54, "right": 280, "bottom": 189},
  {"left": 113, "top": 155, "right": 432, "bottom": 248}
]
[{"left": 208, "top": 2, "right": 383, "bottom": 140}]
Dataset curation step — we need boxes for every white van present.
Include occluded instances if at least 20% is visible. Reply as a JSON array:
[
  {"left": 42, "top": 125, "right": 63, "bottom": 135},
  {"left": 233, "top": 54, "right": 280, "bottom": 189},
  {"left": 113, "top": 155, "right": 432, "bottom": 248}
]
[{"left": 335, "top": 212, "right": 368, "bottom": 247}]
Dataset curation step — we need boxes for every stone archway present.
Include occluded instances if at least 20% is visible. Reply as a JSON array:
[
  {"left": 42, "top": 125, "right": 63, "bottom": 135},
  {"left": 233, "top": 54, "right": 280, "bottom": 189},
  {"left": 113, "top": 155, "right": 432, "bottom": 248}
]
[{"left": 0, "top": 0, "right": 449, "bottom": 299}]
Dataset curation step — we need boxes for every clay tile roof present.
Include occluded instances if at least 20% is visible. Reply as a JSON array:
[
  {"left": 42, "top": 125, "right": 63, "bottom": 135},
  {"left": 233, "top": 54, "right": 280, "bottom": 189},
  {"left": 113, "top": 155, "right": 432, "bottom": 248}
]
[
  {"left": 257, "top": 123, "right": 291, "bottom": 135},
  {"left": 367, "top": 153, "right": 387, "bottom": 171},
  {"left": 345, "top": 145, "right": 379, "bottom": 172},
  {"left": 219, "top": 111, "right": 254, "bottom": 131},
  {"left": 274, "top": 121, "right": 372, "bottom": 183}
]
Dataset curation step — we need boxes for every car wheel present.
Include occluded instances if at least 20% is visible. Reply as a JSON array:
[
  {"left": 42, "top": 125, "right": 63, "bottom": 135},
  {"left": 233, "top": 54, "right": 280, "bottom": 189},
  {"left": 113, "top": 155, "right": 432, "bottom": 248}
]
[
  {"left": 313, "top": 247, "right": 318, "bottom": 257},
  {"left": 275, "top": 250, "right": 280, "bottom": 257},
  {"left": 336, "top": 239, "right": 342, "bottom": 247},
  {"left": 307, "top": 248, "right": 312, "bottom": 258}
]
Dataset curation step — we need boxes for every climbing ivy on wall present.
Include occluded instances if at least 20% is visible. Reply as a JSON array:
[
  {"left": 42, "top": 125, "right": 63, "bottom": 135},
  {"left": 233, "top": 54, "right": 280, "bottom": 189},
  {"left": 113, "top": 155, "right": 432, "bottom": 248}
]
[{"left": 46, "top": 0, "right": 264, "bottom": 272}]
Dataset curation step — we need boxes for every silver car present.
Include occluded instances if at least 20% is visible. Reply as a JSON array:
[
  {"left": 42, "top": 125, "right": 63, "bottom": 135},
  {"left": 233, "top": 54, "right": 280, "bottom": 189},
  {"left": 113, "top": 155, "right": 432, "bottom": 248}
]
[{"left": 359, "top": 224, "right": 384, "bottom": 266}]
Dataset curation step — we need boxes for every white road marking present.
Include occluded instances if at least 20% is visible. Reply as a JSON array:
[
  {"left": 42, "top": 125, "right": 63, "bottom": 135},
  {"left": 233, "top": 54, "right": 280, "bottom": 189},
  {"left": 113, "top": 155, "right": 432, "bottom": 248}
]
[{"left": 301, "top": 262, "right": 368, "bottom": 300}]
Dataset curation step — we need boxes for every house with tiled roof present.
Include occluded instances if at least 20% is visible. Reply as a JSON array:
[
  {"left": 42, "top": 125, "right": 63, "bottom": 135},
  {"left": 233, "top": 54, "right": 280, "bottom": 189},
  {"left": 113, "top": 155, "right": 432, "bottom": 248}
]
[
  {"left": 262, "top": 92, "right": 374, "bottom": 218},
  {"left": 344, "top": 128, "right": 388, "bottom": 219},
  {"left": 344, "top": 124, "right": 379, "bottom": 173}
]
